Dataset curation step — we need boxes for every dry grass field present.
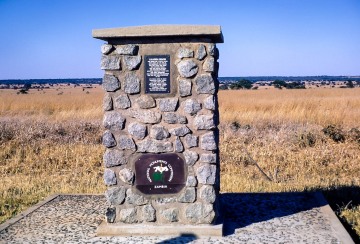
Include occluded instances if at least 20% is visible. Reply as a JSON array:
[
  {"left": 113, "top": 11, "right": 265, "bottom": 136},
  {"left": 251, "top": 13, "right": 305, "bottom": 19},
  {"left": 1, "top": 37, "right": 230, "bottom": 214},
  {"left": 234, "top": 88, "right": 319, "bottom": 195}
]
[{"left": 0, "top": 86, "right": 359, "bottom": 239}]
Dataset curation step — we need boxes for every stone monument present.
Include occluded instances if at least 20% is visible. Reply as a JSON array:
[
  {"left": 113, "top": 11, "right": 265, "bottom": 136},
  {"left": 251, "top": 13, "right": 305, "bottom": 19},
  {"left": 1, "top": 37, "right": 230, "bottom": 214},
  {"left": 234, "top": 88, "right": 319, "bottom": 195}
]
[{"left": 92, "top": 25, "right": 224, "bottom": 236}]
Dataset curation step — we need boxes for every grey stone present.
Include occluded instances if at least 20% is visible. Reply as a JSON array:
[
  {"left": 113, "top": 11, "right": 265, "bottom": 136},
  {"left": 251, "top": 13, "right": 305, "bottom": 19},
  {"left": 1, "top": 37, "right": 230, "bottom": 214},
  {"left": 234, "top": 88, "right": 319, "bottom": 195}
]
[
  {"left": 150, "top": 125, "right": 169, "bottom": 140},
  {"left": 114, "top": 94, "right": 131, "bottom": 109},
  {"left": 196, "top": 164, "right": 216, "bottom": 185},
  {"left": 204, "top": 95, "right": 215, "bottom": 110},
  {"left": 195, "top": 74, "right": 215, "bottom": 94},
  {"left": 200, "top": 185, "right": 216, "bottom": 203},
  {"left": 105, "top": 186, "right": 126, "bottom": 205},
  {"left": 185, "top": 203, "right": 215, "bottom": 224},
  {"left": 177, "top": 187, "right": 196, "bottom": 203},
  {"left": 102, "top": 130, "right": 116, "bottom": 148},
  {"left": 203, "top": 57, "right": 215, "bottom": 72},
  {"left": 196, "top": 44, "right": 207, "bottom": 60},
  {"left": 194, "top": 114, "right": 215, "bottom": 130},
  {"left": 163, "top": 113, "right": 187, "bottom": 124},
  {"left": 161, "top": 208, "right": 179, "bottom": 222},
  {"left": 101, "top": 44, "right": 113, "bottom": 55},
  {"left": 128, "top": 122, "right": 147, "bottom": 140},
  {"left": 116, "top": 44, "right": 137, "bottom": 55},
  {"left": 124, "top": 72, "right": 140, "bottom": 94},
  {"left": 207, "top": 43, "right": 215, "bottom": 56},
  {"left": 184, "top": 134, "right": 198, "bottom": 148},
  {"left": 130, "top": 109, "right": 161, "bottom": 124},
  {"left": 101, "top": 55, "right": 121, "bottom": 70},
  {"left": 119, "top": 168, "right": 134, "bottom": 185},
  {"left": 103, "top": 111, "right": 126, "bottom": 130},
  {"left": 158, "top": 98, "right": 178, "bottom": 112},
  {"left": 135, "top": 95, "right": 156, "bottom": 109},
  {"left": 102, "top": 74, "right": 120, "bottom": 92},
  {"left": 174, "top": 137, "right": 184, "bottom": 152},
  {"left": 105, "top": 207, "right": 116, "bottom": 223},
  {"left": 182, "top": 99, "right": 202, "bottom": 115},
  {"left": 177, "top": 47, "right": 194, "bottom": 58},
  {"left": 200, "top": 153, "right": 217, "bottom": 164},
  {"left": 103, "top": 149, "right": 127, "bottom": 167},
  {"left": 103, "top": 94, "right": 113, "bottom": 111},
  {"left": 169, "top": 125, "right": 190, "bottom": 137},
  {"left": 186, "top": 175, "right": 197, "bottom": 187},
  {"left": 177, "top": 60, "right": 198, "bottom": 78},
  {"left": 142, "top": 205, "right": 156, "bottom": 222},
  {"left": 126, "top": 189, "right": 148, "bottom": 206},
  {"left": 120, "top": 208, "right": 138, "bottom": 224},
  {"left": 137, "top": 139, "right": 173, "bottom": 153},
  {"left": 104, "top": 169, "right": 116, "bottom": 186},
  {"left": 200, "top": 131, "right": 217, "bottom": 151},
  {"left": 179, "top": 79, "right": 192, "bottom": 97},
  {"left": 124, "top": 56, "right": 142, "bottom": 70},
  {"left": 184, "top": 150, "right": 198, "bottom": 166},
  {"left": 154, "top": 197, "right": 177, "bottom": 204},
  {"left": 118, "top": 135, "right": 136, "bottom": 151}
]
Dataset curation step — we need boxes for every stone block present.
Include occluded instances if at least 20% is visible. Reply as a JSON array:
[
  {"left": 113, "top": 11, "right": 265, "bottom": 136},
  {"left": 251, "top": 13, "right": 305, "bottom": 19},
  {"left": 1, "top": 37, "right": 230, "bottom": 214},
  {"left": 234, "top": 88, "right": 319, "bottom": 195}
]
[
  {"left": 124, "top": 72, "right": 140, "bottom": 94},
  {"left": 102, "top": 74, "right": 120, "bottom": 92},
  {"left": 105, "top": 186, "right": 126, "bottom": 205},
  {"left": 130, "top": 109, "right": 161, "bottom": 124},
  {"left": 200, "top": 153, "right": 216, "bottom": 164},
  {"left": 126, "top": 189, "right": 148, "bottom": 206},
  {"left": 101, "top": 55, "right": 121, "bottom": 70},
  {"left": 207, "top": 43, "right": 215, "bottom": 56},
  {"left": 161, "top": 208, "right": 179, "bottom": 222},
  {"left": 101, "top": 44, "right": 113, "bottom": 54},
  {"left": 177, "top": 187, "right": 196, "bottom": 203},
  {"left": 177, "top": 60, "right": 198, "bottom": 78},
  {"left": 103, "top": 111, "right": 126, "bottom": 130},
  {"left": 142, "top": 205, "right": 156, "bottom": 222},
  {"left": 119, "top": 168, "right": 134, "bottom": 185},
  {"left": 194, "top": 114, "right": 215, "bottom": 130},
  {"left": 200, "top": 185, "right": 216, "bottom": 203},
  {"left": 203, "top": 95, "right": 215, "bottom": 110},
  {"left": 128, "top": 122, "right": 147, "bottom": 140},
  {"left": 200, "top": 131, "right": 217, "bottom": 151},
  {"left": 120, "top": 208, "right": 138, "bottom": 224},
  {"left": 116, "top": 44, "right": 138, "bottom": 55},
  {"left": 103, "top": 149, "right": 127, "bottom": 167},
  {"left": 177, "top": 47, "right": 194, "bottom": 58},
  {"left": 124, "top": 56, "right": 142, "bottom": 70},
  {"left": 184, "top": 150, "right": 198, "bottom": 166},
  {"left": 114, "top": 94, "right": 131, "bottom": 109},
  {"left": 174, "top": 137, "right": 184, "bottom": 152},
  {"left": 158, "top": 98, "right": 178, "bottom": 112},
  {"left": 186, "top": 175, "right": 198, "bottom": 187},
  {"left": 135, "top": 95, "right": 156, "bottom": 109},
  {"left": 104, "top": 168, "right": 117, "bottom": 186},
  {"left": 195, "top": 74, "right": 215, "bottom": 94},
  {"left": 185, "top": 203, "right": 215, "bottom": 224},
  {"left": 163, "top": 112, "right": 187, "bottom": 124},
  {"left": 182, "top": 98, "right": 202, "bottom": 115},
  {"left": 196, "top": 44, "right": 207, "bottom": 60},
  {"left": 196, "top": 164, "right": 216, "bottom": 185},
  {"left": 150, "top": 125, "right": 169, "bottom": 140},
  {"left": 203, "top": 57, "right": 215, "bottom": 72},
  {"left": 103, "top": 93, "right": 113, "bottom": 111},
  {"left": 169, "top": 125, "right": 190, "bottom": 137},
  {"left": 179, "top": 79, "right": 192, "bottom": 97},
  {"left": 105, "top": 207, "right": 116, "bottom": 223},
  {"left": 184, "top": 134, "right": 198, "bottom": 148},
  {"left": 118, "top": 135, "right": 136, "bottom": 151},
  {"left": 102, "top": 130, "right": 116, "bottom": 148},
  {"left": 137, "top": 139, "right": 173, "bottom": 153}
]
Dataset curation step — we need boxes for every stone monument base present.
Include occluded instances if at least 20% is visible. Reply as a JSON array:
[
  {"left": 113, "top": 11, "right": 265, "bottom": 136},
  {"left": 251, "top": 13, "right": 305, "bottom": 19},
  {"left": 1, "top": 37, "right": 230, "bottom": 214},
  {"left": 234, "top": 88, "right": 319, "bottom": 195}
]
[{"left": 96, "top": 221, "right": 223, "bottom": 237}]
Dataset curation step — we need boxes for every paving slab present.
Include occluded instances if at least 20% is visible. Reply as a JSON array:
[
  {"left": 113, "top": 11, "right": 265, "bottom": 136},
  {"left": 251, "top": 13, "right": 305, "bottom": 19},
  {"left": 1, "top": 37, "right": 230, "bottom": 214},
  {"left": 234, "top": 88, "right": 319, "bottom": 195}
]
[{"left": 0, "top": 192, "right": 354, "bottom": 243}]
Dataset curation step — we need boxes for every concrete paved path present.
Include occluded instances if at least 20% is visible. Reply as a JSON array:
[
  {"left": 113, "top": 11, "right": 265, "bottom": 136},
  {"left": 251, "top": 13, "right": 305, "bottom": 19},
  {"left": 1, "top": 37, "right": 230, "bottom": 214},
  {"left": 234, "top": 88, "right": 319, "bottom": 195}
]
[{"left": 0, "top": 192, "right": 354, "bottom": 243}]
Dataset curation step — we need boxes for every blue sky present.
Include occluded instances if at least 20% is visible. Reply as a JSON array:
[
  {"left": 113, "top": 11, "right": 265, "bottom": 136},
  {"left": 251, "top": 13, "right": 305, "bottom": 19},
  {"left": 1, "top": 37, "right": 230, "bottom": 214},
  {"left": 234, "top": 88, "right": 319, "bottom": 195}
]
[{"left": 0, "top": 0, "right": 359, "bottom": 79}]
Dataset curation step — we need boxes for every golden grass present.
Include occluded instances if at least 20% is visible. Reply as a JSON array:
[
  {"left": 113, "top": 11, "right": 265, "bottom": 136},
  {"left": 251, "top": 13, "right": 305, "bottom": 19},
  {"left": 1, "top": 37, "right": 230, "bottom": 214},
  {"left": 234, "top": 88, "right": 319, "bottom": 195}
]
[{"left": 0, "top": 86, "right": 359, "bottom": 237}]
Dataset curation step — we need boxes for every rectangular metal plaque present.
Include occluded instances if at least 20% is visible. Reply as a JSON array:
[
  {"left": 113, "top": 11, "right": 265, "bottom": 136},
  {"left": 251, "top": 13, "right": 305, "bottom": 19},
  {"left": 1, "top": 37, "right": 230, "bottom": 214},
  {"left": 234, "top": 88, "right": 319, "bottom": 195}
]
[
  {"left": 145, "top": 55, "right": 170, "bottom": 94},
  {"left": 135, "top": 153, "right": 185, "bottom": 195}
]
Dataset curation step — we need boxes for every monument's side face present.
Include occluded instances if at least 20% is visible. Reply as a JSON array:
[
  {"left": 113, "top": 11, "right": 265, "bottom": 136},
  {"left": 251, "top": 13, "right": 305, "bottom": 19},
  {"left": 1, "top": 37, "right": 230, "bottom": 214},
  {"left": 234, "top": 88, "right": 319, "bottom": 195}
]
[{"left": 94, "top": 25, "right": 222, "bottom": 225}]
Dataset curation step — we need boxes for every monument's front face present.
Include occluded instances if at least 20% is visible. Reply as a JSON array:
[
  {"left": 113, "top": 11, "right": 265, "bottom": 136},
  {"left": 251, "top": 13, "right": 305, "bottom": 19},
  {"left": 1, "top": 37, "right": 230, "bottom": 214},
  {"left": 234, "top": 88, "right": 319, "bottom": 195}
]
[{"left": 93, "top": 25, "right": 223, "bottom": 226}]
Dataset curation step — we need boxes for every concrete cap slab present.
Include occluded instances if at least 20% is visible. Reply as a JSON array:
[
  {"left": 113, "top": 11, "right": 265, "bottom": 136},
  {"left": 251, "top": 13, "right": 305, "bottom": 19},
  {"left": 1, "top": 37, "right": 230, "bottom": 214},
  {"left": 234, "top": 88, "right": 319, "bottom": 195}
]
[{"left": 92, "top": 25, "right": 224, "bottom": 43}]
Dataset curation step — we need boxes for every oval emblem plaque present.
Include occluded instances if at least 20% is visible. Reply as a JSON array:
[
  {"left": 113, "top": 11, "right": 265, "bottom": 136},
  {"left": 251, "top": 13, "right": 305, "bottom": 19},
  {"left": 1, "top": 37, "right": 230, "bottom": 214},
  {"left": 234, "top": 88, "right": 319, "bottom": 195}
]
[{"left": 135, "top": 153, "right": 186, "bottom": 195}]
